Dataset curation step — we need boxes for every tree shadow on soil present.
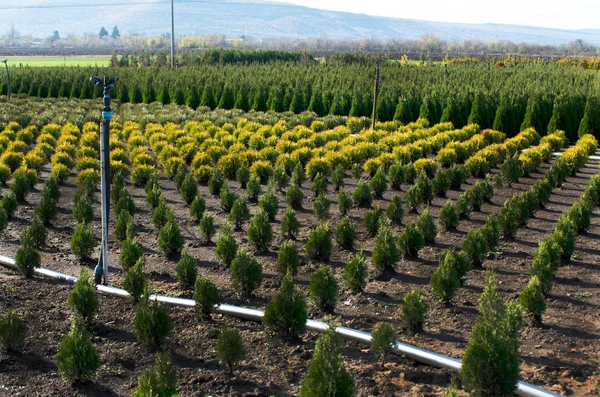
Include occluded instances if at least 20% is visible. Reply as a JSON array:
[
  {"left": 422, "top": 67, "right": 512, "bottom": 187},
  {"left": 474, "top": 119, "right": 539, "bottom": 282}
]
[{"left": 73, "top": 380, "right": 118, "bottom": 397}]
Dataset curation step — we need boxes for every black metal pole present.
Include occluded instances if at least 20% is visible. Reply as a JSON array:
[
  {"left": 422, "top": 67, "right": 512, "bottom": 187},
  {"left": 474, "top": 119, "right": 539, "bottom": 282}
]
[
  {"left": 371, "top": 61, "right": 380, "bottom": 130},
  {"left": 2, "top": 60, "right": 9, "bottom": 101},
  {"left": 90, "top": 75, "right": 117, "bottom": 285}
]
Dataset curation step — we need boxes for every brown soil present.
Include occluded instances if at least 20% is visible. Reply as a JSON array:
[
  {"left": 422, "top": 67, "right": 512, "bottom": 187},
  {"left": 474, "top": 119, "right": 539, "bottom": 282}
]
[{"left": 1, "top": 157, "right": 599, "bottom": 396}]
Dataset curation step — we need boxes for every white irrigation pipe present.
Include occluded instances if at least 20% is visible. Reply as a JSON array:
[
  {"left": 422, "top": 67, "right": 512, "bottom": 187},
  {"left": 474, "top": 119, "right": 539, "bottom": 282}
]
[{"left": 0, "top": 254, "right": 562, "bottom": 397}]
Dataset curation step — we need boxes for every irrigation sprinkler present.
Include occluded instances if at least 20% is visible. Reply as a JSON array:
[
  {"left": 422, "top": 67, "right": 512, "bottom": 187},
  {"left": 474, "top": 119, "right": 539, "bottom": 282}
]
[
  {"left": 90, "top": 75, "right": 118, "bottom": 286},
  {"left": 2, "top": 60, "right": 9, "bottom": 101}
]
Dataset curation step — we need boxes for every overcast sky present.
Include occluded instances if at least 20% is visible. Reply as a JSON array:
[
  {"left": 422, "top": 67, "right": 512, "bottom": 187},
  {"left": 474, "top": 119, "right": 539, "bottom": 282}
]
[{"left": 277, "top": 0, "right": 600, "bottom": 30}]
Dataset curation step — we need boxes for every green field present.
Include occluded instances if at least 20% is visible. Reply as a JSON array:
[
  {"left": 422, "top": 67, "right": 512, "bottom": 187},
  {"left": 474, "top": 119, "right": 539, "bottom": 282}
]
[{"left": 4, "top": 56, "right": 111, "bottom": 67}]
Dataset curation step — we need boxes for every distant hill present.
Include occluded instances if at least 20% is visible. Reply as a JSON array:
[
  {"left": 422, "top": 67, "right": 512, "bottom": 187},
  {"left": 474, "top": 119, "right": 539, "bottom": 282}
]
[{"left": 6, "top": 0, "right": 600, "bottom": 46}]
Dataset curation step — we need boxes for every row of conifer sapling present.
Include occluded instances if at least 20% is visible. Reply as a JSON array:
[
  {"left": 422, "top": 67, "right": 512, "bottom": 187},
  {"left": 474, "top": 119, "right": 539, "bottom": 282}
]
[{"left": 429, "top": 134, "right": 598, "bottom": 312}]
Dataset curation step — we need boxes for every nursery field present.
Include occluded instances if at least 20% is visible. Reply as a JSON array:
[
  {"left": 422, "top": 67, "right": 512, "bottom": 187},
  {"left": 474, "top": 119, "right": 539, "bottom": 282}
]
[{"left": 1, "top": 98, "right": 600, "bottom": 396}]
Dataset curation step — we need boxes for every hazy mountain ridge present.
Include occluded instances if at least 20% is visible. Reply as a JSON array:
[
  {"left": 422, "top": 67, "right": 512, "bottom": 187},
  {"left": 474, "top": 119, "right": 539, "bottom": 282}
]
[{"left": 5, "top": 0, "right": 600, "bottom": 46}]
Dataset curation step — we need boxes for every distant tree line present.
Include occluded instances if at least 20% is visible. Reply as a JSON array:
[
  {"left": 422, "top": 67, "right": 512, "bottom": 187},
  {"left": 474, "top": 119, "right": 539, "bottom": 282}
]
[{"left": 3, "top": 57, "right": 599, "bottom": 140}]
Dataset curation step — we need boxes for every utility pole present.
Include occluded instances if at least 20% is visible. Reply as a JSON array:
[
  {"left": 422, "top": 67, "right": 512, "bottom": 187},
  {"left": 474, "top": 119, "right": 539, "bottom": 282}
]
[
  {"left": 371, "top": 61, "right": 380, "bottom": 130},
  {"left": 90, "top": 75, "right": 118, "bottom": 286},
  {"left": 170, "top": 0, "right": 175, "bottom": 68},
  {"left": 2, "top": 60, "right": 9, "bottom": 101}
]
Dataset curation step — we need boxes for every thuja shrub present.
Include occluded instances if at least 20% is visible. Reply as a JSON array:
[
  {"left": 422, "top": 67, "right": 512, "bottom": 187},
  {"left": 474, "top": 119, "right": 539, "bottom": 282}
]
[
  {"left": 402, "top": 289, "right": 428, "bottom": 332},
  {"left": 189, "top": 195, "right": 206, "bottom": 222},
  {"left": 158, "top": 221, "right": 184, "bottom": 257},
  {"left": 404, "top": 184, "right": 421, "bottom": 212},
  {"left": 194, "top": 276, "right": 221, "bottom": 319},
  {"left": 22, "top": 215, "right": 47, "bottom": 249},
  {"left": 236, "top": 165, "right": 250, "bottom": 189},
  {"left": 229, "top": 197, "right": 251, "bottom": 229},
  {"left": 311, "top": 172, "right": 328, "bottom": 196},
  {"left": 417, "top": 172, "right": 433, "bottom": 205},
  {"left": 331, "top": 164, "right": 345, "bottom": 191},
  {"left": 285, "top": 183, "right": 304, "bottom": 209},
  {"left": 217, "top": 328, "right": 246, "bottom": 375},
  {"left": 463, "top": 230, "right": 487, "bottom": 268},
  {"left": 215, "top": 223, "right": 238, "bottom": 267},
  {"left": 146, "top": 184, "right": 162, "bottom": 209},
  {"left": 263, "top": 274, "right": 307, "bottom": 340},
  {"left": 276, "top": 241, "right": 300, "bottom": 276},
  {"left": 334, "top": 216, "right": 357, "bottom": 250},
  {"left": 247, "top": 211, "right": 273, "bottom": 252},
  {"left": 309, "top": 265, "right": 338, "bottom": 313},
  {"left": 0, "top": 311, "right": 26, "bottom": 352},
  {"left": 56, "top": 322, "right": 99, "bottom": 383},
  {"left": 1, "top": 191, "right": 17, "bottom": 218},
  {"left": 448, "top": 164, "right": 467, "bottom": 189},
  {"left": 371, "top": 322, "right": 397, "bottom": 365},
  {"left": 501, "top": 155, "right": 522, "bottom": 186},
  {"left": 370, "top": 167, "right": 388, "bottom": 199},
  {"left": 199, "top": 213, "right": 216, "bottom": 244},
  {"left": 116, "top": 194, "right": 136, "bottom": 218},
  {"left": 306, "top": 223, "right": 333, "bottom": 261},
  {"left": 416, "top": 208, "right": 437, "bottom": 243},
  {"left": 313, "top": 194, "right": 331, "bottom": 221},
  {"left": 15, "top": 237, "right": 41, "bottom": 278},
  {"left": 530, "top": 255, "right": 554, "bottom": 295},
  {"left": 134, "top": 293, "right": 172, "bottom": 347},
  {"left": 461, "top": 271, "right": 522, "bottom": 397},
  {"left": 299, "top": 326, "right": 354, "bottom": 397},
  {"left": 292, "top": 163, "right": 306, "bottom": 187},
  {"left": 520, "top": 275, "right": 546, "bottom": 326},
  {"left": 455, "top": 193, "right": 471, "bottom": 219},
  {"left": 133, "top": 353, "right": 178, "bottom": 397},
  {"left": 432, "top": 168, "right": 451, "bottom": 197},
  {"left": 259, "top": 189, "right": 278, "bottom": 222},
  {"left": 388, "top": 163, "right": 404, "bottom": 189},
  {"left": 272, "top": 165, "right": 290, "bottom": 190},
  {"left": 124, "top": 258, "right": 147, "bottom": 303},
  {"left": 73, "top": 197, "right": 94, "bottom": 224},
  {"left": 35, "top": 190, "right": 57, "bottom": 225},
  {"left": 430, "top": 256, "right": 460, "bottom": 304},
  {"left": 68, "top": 268, "right": 99, "bottom": 325},
  {"left": 208, "top": 169, "right": 225, "bottom": 196},
  {"left": 386, "top": 195, "right": 403, "bottom": 226},
  {"left": 372, "top": 221, "right": 400, "bottom": 273},
  {"left": 0, "top": 206, "right": 6, "bottom": 232},
  {"left": 230, "top": 250, "right": 263, "bottom": 296},
  {"left": 70, "top": 222, "right": 97, "bottom": 262},
  {"left": 152, "top": 199, "right": 175, "bottom": 231},
  {"left": 535, "top": 236, "right": 561, "bottom": 273},
  {"left": 498, "top": 202, "right": 518, "bottom": 238},
  {"left": 438, "top": 200, "right": 458, "bottom": 231},
  {"left": 351, "top": 163, "right": 362, "bottom": 180},
  {"left": 220, "top": 183, "right": 237, "bottom": 213},
  {"left": 175, "top": 247, "right": 197, "bottom": 290},
  {"left": 398, "top": 223, "right": 424, "bottom": 258},
  {"left": 352, "top": 180, "right": 373, "bottom": 207},
  {"left": 553, "top": 216, "right": 576, "bottom": 260},
  {"left": 364, "top": 206, "right": 384, "bottom": 237},
  {"left": 337, "top": 191, "right": 353, "bottom": 215},
  {"left": 246, "top": 175, "right": 262, "bottom": 201},
  {"left": 280, "top": 208, "right": 300, "bottom": 238},
  {"left": 481, "top": 213, "right": 500, "bottom": 251},
  {"left": 342, "top": 252, "right": 368, "bottom": 292},
  {"left": 115, "top": 210, "right": 135, "bottom": 242},
  {"left": 120, "top": 237, "right": 144, "bottom": 272},
  {"left": 568, "top": 200, "right": 592, "bottom": 232},
  {"left": 180, "top": 173, "right": 198, "bottom": 205},
  {"left": 10, "top": 169, "right": 31, "bottom": 201}
]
